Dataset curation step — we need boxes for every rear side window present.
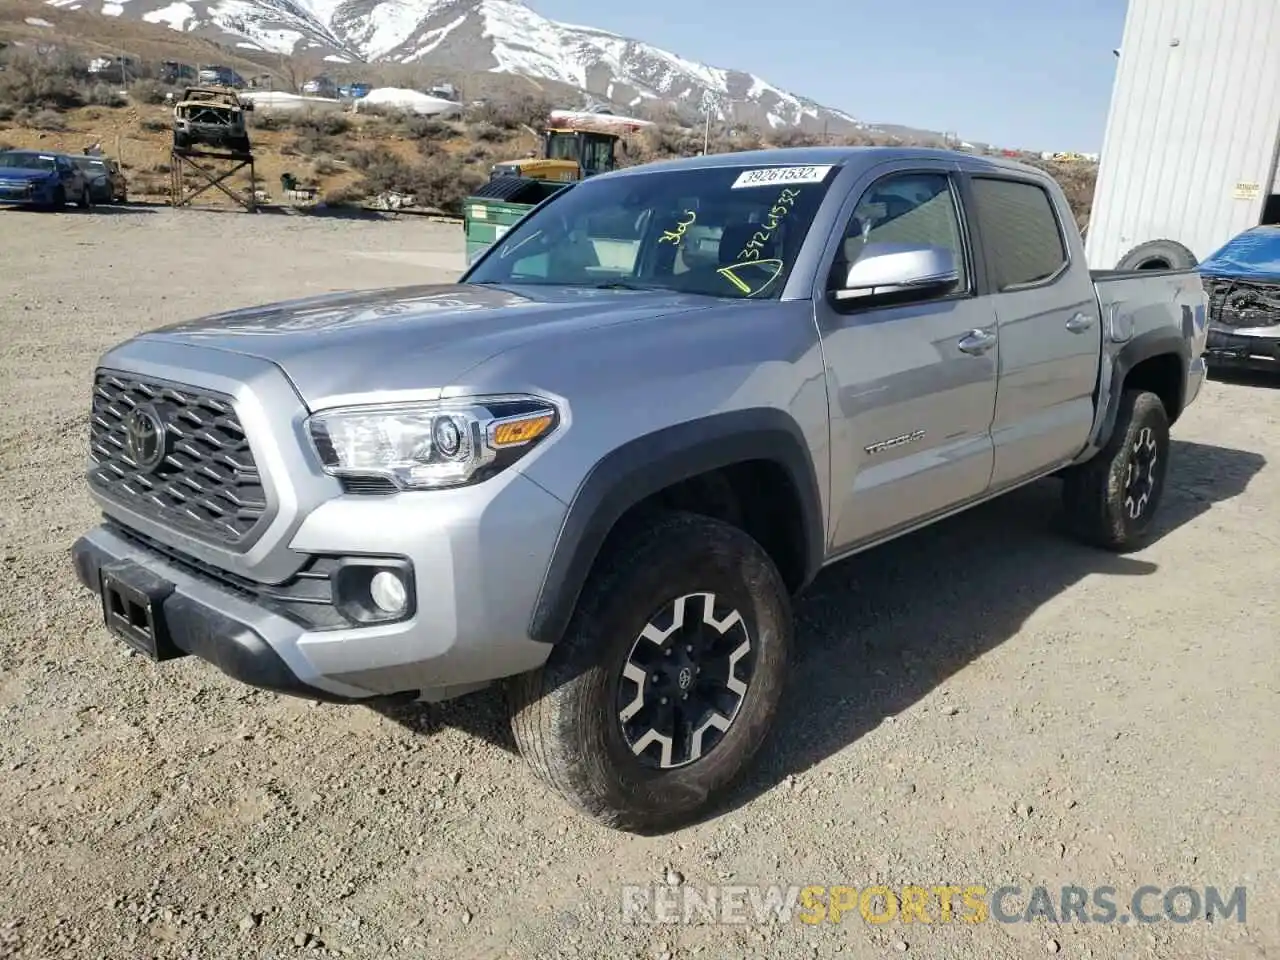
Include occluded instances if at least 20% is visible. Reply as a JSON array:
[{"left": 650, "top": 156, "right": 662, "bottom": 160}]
[{"left": 971, "top": 177, "right": 1066, "bottom": 289}]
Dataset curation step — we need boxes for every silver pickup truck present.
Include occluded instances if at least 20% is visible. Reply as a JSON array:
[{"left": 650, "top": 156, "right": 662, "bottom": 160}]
[{"left": 71, "top": 147, "right": 1207, "bottom": 831}]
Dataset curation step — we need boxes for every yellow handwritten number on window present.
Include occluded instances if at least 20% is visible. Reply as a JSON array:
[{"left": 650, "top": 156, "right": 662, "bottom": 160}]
[{"left": 658, "top": 210, "right": 697, "bottom": 245}]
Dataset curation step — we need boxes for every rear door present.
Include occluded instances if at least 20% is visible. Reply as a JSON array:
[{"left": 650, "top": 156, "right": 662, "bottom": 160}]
[
  {"left": 962, "top": 171, "right": 1102, "bottom": 488},
  {"left": 813, "top": 159, "right": 1000, "bottom": 551}
]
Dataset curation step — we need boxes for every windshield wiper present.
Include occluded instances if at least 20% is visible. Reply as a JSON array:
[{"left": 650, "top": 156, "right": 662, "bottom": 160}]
[{"left": 593, "top": 281, "right": 659, "bottom": 291}]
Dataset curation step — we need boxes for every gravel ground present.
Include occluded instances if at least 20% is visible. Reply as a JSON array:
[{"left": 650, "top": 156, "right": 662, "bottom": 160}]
[{"left": 1, "top": 206, "right": 1277, "bottom": 960}]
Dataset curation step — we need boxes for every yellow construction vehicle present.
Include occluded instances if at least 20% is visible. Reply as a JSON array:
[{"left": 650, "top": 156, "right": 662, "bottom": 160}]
[
  {"left": 487, "top": 127, "right": 621, "bottom": 183},
  {"left": 465, "top": 122, "right": 630, "bottom": 264}
]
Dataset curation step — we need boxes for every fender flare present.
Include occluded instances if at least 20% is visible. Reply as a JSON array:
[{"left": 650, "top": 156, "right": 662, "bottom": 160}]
[
  {"left": 527, "top": 408, "right": 826, "bottom": 645},
  {"left": 1092, "top": 328, "right": 1190, "bottom": 454}
]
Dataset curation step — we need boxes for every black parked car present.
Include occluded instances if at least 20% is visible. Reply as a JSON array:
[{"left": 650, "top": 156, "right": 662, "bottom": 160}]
[{"left": 69, "top": 155, "right": 128, "bottom": 204}]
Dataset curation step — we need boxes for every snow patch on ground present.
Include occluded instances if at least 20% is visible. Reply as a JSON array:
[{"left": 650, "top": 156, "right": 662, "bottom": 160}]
[
  {"left": 142, "top": 1, "right": 195, "bottom": 30},
  {"left": 362, "top": 0, "right": 454, "bottom": 59},
  {"left": 399, "top": 13, "right": 467, "bottom": 63}
]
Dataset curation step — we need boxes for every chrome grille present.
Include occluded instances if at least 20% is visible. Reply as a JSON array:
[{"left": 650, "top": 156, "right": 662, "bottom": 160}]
[
  {"left": 89, "top": 370, "right": 267, "bottom": 544},
  {"left": 1202, "top": 276, "right": 1280, "bottom": 329}
]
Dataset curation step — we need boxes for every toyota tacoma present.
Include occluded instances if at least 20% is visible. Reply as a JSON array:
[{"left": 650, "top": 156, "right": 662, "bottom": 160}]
[{"left": 71, "top": 147, "right": 1208, "bottom": 831}]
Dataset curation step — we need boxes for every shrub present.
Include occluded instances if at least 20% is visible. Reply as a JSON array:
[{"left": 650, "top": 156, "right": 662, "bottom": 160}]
[
  {"left": 355, "top": 104, "right": 413, "bottom": 125},
  {"left": 84, "top": 83, "right": 127, "bottom": 107},
  {"left": 24, "top": 109, "right": 68, "bottom": 131},
  {"left": 401, "top": 116, "right": 451, "bottom": 140},
  {"left": 139, "top": 116, "right": 169, "bottom": 133},
  {"left": 130, "top": 80, "right": 170, "bottom": 105},
  {"left": 765, "top": 129, "right": 823, "bottom": 149},
  {"left": 627, "top": 124, "right": 731, "bottom": 164},
  {"left": 290, "top": 131, "right": 341, "bottom": 156},
  {"left": 295, "top": 110, "right": 351, "bottom": 135},
  {"left": 0, "top": 50, "right": 82, "bottom": 109},
  {"left": 349, "top": 150, "right": 483, "bottom": 214},
  {"left": 416, "top": 138, "right": 445, "bottom": 159},
  {"left": 471, "top": 122, "right": 506, "bottom": 143},
  {"left": 248, "top": 112, "right": 286, "bottom": 131},
  {"left": 469, "top": 93, "right": 552, "bottom": 131},
  {"left": 323, "top": 183, "right": 363, "bottom": 206}
]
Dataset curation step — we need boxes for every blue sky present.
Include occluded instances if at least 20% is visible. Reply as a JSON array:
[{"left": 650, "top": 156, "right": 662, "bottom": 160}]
[{"left": 530, "top": 0, "right": 1127, "bottom": 152}]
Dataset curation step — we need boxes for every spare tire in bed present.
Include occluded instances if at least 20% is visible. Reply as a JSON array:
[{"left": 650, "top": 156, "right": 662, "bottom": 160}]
[{"left": 1116, "top": 239, "right": 1198, "bottom": 271}]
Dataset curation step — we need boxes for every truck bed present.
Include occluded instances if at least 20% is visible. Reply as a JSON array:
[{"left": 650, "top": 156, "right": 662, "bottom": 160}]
[{"left": 1091, "top": 267, "right": 1207, "bottom": 357}]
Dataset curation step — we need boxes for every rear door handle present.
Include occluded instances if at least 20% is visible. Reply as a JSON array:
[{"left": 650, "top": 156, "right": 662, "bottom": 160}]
[
  {"left": 1066, "top": 312, "right": 1095, "bottom": 333},
  {"left": 957, "top": 329, "right": 997, "bottom": 355}
]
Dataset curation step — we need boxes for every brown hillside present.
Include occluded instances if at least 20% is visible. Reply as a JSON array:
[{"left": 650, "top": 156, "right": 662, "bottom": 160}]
[{"left": 0, "top": 1, "right": 1097, "bottom": 220}]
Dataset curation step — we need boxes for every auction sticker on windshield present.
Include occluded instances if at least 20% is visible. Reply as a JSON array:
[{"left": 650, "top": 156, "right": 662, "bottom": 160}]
[{"left": 731, "top": 165, "right": 834, "bottom": 189}]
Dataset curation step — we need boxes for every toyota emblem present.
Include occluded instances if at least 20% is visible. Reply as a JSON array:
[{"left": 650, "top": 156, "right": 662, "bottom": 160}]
[{"left": 124, "top": 405, "right": 167, "bottom": 473}]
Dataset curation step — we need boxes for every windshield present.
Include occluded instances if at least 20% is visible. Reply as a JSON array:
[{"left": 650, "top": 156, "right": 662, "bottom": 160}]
[
  {"left": 0, "top": 153, "right": 55, "bottom": 172},
  {"left": 465, "top": 163, "right": 839, "bottom": 299},
  {"left": 71, "top": 157, "right": 104, "bottom": 172}
]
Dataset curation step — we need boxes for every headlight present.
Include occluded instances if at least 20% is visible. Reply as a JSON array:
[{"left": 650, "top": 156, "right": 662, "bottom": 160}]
[{"left": 306, "top": 395, "right": 560, "bottom": 491}]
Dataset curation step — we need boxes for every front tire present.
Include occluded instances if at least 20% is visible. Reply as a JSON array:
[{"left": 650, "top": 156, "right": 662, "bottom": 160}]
[
  {"left": 508, "top": 511, "right": 792, "bottom": 832},
  {"left": 1062, "top": 389, "right": 1171, "bottom": 551},
  {"left": 77, "top": 185, "right": 93, "bottom": 210}
]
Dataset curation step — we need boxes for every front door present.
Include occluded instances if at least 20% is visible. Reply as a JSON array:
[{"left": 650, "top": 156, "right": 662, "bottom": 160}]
[{"left": 814, "top": 164, "right": 999, "bottom": 552}]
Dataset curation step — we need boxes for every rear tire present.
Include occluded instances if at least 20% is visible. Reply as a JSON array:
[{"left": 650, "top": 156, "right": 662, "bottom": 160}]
[
  {"left": 1062, "top": 389, "right": 1171, "bottom": 551},
  {"left": 508, "top": 510, "right": 792, "bottom": 832}
]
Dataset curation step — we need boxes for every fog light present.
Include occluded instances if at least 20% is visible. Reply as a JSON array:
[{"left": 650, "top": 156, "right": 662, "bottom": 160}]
[{"left": 369, "top": 570, "right": 407, "bottom": 614}]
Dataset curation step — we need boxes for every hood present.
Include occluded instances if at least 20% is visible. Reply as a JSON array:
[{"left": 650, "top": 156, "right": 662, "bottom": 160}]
[
  {"left": 1199, "top": 227, "right": 1280, "bottom": 281},
  {"left": 0, "top": 167, "right": 56, "bottom": 182},
  {"left": 141, "top": 282, "right": 717, "bottom": 408}
]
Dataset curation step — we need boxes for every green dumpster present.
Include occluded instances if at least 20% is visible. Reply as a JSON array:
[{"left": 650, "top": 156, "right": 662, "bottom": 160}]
[{"left": 463, "top": 177, "right": 570, "bottom": 265}]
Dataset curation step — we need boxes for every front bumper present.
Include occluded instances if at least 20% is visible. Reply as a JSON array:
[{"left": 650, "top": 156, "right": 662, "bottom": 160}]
[
  {"left": 0, "top": 183, "right": 53, "bottom": 206},
  {"left": 1205, "top": 324, "right": 1280, "bottom": 368},
  {"left": 71, "top": 469, "right": 568, "bottom": 703}
]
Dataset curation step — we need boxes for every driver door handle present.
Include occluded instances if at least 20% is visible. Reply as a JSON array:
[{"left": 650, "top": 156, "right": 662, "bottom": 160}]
[
  {"left": 957, "top": 328, "right": 997, "bottom": 356},
  {"left": 1066, "top": 312, "right": 1095, "bottom": 333}
]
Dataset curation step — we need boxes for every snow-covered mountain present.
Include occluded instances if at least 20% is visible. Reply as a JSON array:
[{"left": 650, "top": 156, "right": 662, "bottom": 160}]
[{"left": 44, "top": 0, "right": 862, "bottom": 132}]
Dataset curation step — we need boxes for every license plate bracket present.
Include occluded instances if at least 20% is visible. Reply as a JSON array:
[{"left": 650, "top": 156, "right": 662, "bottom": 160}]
[{"left": 99, "top": 561, "right": 183, "bottom": 661}]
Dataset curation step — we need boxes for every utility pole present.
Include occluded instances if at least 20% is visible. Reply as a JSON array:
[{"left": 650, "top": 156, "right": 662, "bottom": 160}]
[{"left": 702, "top": 110, "right": 710, "bottom": 155}]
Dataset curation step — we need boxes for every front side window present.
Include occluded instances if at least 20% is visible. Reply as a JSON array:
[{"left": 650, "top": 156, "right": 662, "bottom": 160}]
[
  {"left": 467, "top": 164, "right": 839, "bottom": 299},
  {"left": 970, "top": 177, "right": 1067, "bottom": 290},
  {"left": 832, "top": 172, "right": 969, "bottom": 294}
]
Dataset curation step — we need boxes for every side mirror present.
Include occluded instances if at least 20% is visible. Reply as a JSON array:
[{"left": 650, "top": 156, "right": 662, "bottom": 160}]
[{"left": 833, "top": 242, "right": 960, "bottom": 302}]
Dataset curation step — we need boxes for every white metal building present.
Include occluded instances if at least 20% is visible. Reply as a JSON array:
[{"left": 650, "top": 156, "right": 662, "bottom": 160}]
[{"left": 1086, "top": 0, "right": 1280, "bottom": 270}]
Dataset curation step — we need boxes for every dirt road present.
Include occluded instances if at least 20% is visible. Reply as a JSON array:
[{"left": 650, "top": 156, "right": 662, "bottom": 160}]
[{"left": 1, "top": 206, "right": 1276, "bottom": 960}]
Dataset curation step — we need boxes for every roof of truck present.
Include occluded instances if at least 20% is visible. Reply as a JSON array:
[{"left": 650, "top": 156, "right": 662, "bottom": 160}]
[{"left": 604, "top": 145, "right": 1046, "bottom": 179}]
